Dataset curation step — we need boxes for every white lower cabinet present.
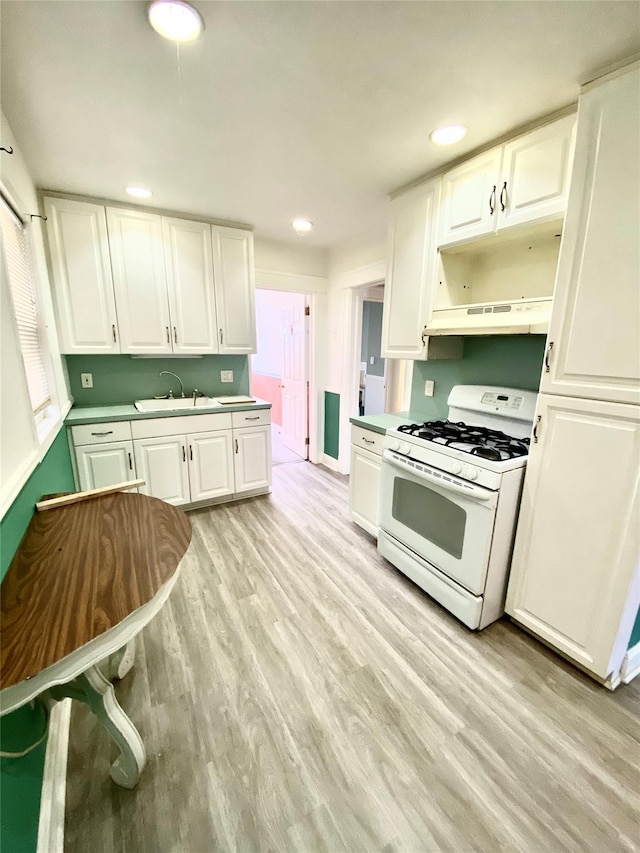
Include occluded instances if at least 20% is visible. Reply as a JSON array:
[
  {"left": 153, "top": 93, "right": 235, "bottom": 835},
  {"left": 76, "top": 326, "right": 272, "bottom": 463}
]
[
  {"left": 233, "top": 425, "right": 272, "bottom": 493},
  {"left": 133, "top": 435, "right": 191, "bottom": 507},
  {"left": 349, "top": 426, "right": 384, "bottom": 537},
  {"left": 76, "top": 441, "right": 136, "bottom": 490},
  {"left": 188, "top": 430, "right": 234, "bottom": 501},
  {"left": 506, "top": 394, "right": 640, "bottom": 681}
]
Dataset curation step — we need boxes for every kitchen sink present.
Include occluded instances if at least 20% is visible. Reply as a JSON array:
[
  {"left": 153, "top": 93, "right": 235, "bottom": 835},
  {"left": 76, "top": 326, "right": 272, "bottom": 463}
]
[{"left": 134, "top": 397, "right": 222, "bottom": 413}]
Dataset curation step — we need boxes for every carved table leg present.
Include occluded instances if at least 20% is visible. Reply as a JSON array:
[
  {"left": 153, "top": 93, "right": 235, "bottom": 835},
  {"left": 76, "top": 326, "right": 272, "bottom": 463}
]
[
  {"left": 108, "top": 638, "right": 136, "bottom": 681},
  {"left": 41, "top": 664, "right": 146, "bottom": 789}
]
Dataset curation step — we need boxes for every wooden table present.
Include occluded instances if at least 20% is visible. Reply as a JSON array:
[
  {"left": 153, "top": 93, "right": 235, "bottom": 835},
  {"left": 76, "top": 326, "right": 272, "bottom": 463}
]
[{"left": 0, "top": 491, "right": 192, "bottom": 788}]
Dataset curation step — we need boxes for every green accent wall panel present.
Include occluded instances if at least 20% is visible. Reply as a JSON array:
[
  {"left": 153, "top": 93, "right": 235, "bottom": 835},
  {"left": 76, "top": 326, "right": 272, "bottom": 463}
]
[
  {"left": 630, "top": 608, "right": 640, "bottom": 648},
  {"left": 65, "top": 354, "right": 250, "bottom": 407},
  {"left": 0, "top": 428, "right": 75, "bottom": 853},
  {"left": 324, "top": 392, "right": 340, "bottom": 460},
  {"left": 410, "top": 335, "right": 546, "bottom": 421}
]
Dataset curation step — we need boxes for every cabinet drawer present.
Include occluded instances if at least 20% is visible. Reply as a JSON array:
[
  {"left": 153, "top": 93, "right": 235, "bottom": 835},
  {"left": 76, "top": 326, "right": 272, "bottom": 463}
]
[
  {"left": 131, "top": 412, "right": 233, "bottom": 439},
  {"left": 71, "top": 420, "right": 132, "bottom": 446},
  {"left": 351, "top": 425, "right": 384, "bottom": 456},
  {"left": 231, "top": 409, "right": 271, "bottom": 429}
]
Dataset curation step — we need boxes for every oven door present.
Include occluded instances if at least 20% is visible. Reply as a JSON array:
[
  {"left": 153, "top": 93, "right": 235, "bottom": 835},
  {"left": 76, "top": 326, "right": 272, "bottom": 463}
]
[{"left": 379, "top": 449, "right": 498, "bottom": 595}]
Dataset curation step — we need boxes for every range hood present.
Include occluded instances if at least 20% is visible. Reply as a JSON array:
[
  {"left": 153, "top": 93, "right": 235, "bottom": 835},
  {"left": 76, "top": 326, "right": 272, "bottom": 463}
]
[{"left": 425, "top": 296, "right": 552, "bottom": 336}]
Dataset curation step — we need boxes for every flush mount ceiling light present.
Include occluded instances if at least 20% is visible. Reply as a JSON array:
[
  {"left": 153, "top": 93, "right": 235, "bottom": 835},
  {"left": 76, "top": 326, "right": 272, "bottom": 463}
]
[
  {"left": 148, "top": 0, "right": 204, "bottom": 42},
  {"left": 429, "top": 124, "right": 467, "bottom": 146},
  {"left": 125, "top": 186, "right": 153, "bottom": 199},
  {"left": 292, "top": 218, "right": 313, "bottom": 237}
]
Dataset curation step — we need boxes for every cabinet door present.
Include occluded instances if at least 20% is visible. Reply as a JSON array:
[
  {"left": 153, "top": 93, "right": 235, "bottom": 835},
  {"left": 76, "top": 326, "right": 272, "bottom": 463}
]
[
  {"left": 75, "top": 440, "right": 135, "bottom": 490},
  {"left": 348, "top": 444, "right": 381, "bottom": 537},
  {"left": 163, "top": 217, "right": 219, "bottom": 353},
  {"left": 107, "top": 208, "right": 172, "bottom": 353},
  {"left": 439, "top": 147, "right": 502, "bottom": 246},
  {"left": 498, "top": 115, "right": 576, "bottom": 230},
  {"left": 381, "top": 178, "right": 440, "bottom": 359},
  {"left": 211, "top": 226, "right": 256, "bottom": 354},
  {"left": 540, "top": 68, "right": 640, "bottom": 405},
  {"left": 133, "top": 435, "right": 190, "bottom": 506},
  {"left": 506, "top": 394, "right": 640, "bottom": 679},
  {"left": 233, "top": 425, "right": 271, "bottom": 493},
  {"left": 187, "top": 429, "right": 234, "bottom": 501},
  {"left": 44, "top": 198, "right": 120, "bottom": 353}
]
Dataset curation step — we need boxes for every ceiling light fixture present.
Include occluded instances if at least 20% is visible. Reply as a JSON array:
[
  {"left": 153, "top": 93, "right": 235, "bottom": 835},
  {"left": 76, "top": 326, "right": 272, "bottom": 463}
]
[
  {"left": 292, "top": 218, "right": 313, "bottom": 237},
  {"left": 125, "top": 186, "right": 153, "bottom": 199},
  {"left": 429, "top": 125, "right": 467, "bottom": 146},
  {"left": 147, "top": 0, "right": 204, "bottom": 42}
]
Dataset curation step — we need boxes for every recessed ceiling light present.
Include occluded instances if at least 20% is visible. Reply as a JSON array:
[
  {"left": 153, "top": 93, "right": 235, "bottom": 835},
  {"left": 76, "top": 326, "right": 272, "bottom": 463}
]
[
  {"left": 292, "top": 218, "right": 313, "bottom": 236},
  {"left": 148, "top": 0, "right": 203, "bottom": 43},
  {"left": 125, "top": 186, "right": 153, "bottom": 199},
  {"left": 429, "top": 125, "right": 467, "bottom": 146}
]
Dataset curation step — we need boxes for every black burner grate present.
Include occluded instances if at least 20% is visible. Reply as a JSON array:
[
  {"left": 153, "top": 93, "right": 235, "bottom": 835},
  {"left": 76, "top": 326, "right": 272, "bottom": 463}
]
[{"left": 397, "top": 419, "right": 529, "bottom": 460}]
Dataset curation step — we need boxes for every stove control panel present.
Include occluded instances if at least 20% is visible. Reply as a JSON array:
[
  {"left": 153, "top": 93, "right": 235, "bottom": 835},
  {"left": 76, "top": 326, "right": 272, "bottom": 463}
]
[{"left": 481, "top": 391, "right": 523, "bottom": 410}]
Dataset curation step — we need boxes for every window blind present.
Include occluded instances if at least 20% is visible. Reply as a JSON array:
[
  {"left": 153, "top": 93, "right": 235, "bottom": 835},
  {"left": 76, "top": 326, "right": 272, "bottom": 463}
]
[{"left": 0, "top": 196, "right": 51, "bottom": 413}]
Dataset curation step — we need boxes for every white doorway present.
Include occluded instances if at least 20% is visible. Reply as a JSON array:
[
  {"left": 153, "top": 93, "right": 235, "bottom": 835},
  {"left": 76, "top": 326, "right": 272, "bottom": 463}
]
[
  {"left": 359, "top": 294, "right": 386, "bottom": 416},
  {"left": 252, "top": 289, "right": 309, "bottom": 464}
]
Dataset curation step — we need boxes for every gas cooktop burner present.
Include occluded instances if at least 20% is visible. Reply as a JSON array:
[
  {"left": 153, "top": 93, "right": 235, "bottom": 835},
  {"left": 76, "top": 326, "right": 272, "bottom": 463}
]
[{"left": 397, "top": 419, "right": 530, "bottom": 461}]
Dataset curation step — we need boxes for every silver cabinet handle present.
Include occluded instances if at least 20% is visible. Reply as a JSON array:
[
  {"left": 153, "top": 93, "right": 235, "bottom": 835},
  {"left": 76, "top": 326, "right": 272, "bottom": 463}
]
[
  {"left": 112, "top": 324, "right": 117, "bottom": 343},
  {"left": 173, "top": 326, "right": 178, "bottom": 344},
  {"left": 244, "top": 416, "right": 260, "bottom": 421},
  {"left": 533, "top": 415, "right": 542, "bottom": 443},
  {"left": 189, "top": 445, "right": 193, "bottom": 461},
  {"left": 499, "top": 181, "right": 507, "bottom": 212},
  {"left": 219, "top": 328, "right": 224, "bottom": 346},
  {"left": 128, "top": 452, "right": 133, "bottom": 470},
  {"left": 544, "top": 341, "right": 554, "bottom": 373},
  {"left": 91, "top": 430, "right": 113, "bottom": 436},
  {"left": 362, "top": 437, "right": 375, "bottom": 444},
  {"left": 182, "top": 445, "right": 186, "bottom": 462},
  {"left": 166, "top": 326, "right": 170, "bottom": 344},
  {"left": 235, "top": 438, "right": 238, "bottom": 454}
]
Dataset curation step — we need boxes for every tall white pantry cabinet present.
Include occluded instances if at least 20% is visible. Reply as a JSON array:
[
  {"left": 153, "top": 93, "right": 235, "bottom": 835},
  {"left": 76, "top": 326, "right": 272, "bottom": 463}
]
[{"left": 506, "top": 64, "right": 640, "bottom": 687}]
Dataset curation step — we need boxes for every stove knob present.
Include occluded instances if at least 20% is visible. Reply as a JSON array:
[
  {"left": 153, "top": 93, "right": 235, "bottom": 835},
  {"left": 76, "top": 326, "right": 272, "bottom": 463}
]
[
  {"left": 464, "top": 466, "right": 478, "bottom": 481},
  {"left": 388, "top": 439, "right": 400, "bottom": 452},
  {"left": 400, "top": 442, "right": 412, "bottom": 456},
  {"left": 450, "top": 462, "right": 462, "bottom": 475}
]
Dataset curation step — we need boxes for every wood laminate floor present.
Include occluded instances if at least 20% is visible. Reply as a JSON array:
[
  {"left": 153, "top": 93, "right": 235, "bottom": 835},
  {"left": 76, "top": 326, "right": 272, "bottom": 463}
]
[{"left": 64, "top": 461, "right": 640, "bottom": 853}]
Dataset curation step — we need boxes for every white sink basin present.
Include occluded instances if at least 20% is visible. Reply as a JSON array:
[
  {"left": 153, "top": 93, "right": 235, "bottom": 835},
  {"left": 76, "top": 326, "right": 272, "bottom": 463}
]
[{"left": 134, "top": 397, "right": 221, "bottom": 413}]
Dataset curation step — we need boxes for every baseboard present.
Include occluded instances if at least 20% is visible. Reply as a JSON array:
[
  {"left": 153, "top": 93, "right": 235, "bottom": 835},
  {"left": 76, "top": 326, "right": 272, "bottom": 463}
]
[
  {"left": 37, "top": 699, "right": 72, "bottom": 853},
  {"left": 620, "top": 643, "right": 640, "bottom": 684}
]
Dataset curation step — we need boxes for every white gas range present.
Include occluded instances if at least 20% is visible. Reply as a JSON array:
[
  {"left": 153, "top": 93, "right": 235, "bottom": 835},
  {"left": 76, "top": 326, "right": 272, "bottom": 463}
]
[{"left": 377, "top": 385, "right": 537, "bottom": 630}]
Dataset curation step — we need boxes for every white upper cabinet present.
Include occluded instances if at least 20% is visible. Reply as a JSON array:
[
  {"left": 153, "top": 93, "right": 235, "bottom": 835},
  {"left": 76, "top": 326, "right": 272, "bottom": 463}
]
[
  {"left": 163, "top": 217, "right": 218, "bottom": 353},
  {"left": 438, "top": 115, "right": 576, "bottom": 248},
  {"left": 44, "top": 197, "right": 120, "bottom": 353},
  {"left": 540, "top": 66, "right": 640, "bottom": 405},
  {"left": 212, "top": 225, "right": 256, "bottom": 354},
  {"left": 506, "top": 393, "right": 640, "bottom": 680},
  {"left": 439, "top": 149, "right": 502, "bottom": 246},
  {"left": 499, "top": 115, "right": 576, "bottom": 230},
  {"left": 107, "top": 207, "right": 172, "bottom": 354},
  {"left": 382, "top": 178, "right": 441, "bottom": 358}
]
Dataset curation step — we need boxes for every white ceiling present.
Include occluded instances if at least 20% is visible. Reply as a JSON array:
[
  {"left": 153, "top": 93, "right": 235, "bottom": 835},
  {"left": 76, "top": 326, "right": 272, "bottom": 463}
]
[{"left": 1, "top": 1, "right": 638, "bottom": 247}]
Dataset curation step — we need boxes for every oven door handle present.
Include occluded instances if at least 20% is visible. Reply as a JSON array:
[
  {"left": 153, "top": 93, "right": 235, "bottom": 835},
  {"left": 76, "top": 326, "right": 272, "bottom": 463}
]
[{"left": 382, "top": 449, "right": 493, "bottom": 502}]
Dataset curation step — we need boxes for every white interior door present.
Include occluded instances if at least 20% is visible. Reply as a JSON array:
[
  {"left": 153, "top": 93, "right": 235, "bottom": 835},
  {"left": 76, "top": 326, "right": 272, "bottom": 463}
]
[
  {"left": 281, "top": 298, "right": 308, "bottom": 459},
  {"left": 75, "top": 441, "right": 135, "bottom": 490}
]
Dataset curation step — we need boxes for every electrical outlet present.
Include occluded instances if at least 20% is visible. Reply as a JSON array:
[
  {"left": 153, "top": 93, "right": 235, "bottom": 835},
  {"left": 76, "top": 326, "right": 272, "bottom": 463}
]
[
  {"left": 424, "top": 379, "right": 434, "bottom": 397},
  {"left": 81, "top": 373, "right": 93, "bottom": 389},
  {"left": 220, "top": 370, "right": 234, "bottom": 383},
  {"left": 369, "top": 356, "right": 375, "bottom": 365}
]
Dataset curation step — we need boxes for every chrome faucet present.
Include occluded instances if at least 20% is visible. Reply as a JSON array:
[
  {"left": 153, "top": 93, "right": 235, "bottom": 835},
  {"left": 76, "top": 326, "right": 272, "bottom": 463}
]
[{"left": 159, "top": 371, "right": 185, "bottom": 398}]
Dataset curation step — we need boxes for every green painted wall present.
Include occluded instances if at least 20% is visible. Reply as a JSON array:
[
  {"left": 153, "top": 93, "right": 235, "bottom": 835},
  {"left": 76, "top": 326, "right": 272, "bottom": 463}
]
[
  {"left": 324, "top": 392, "right": 340, "bottom": 460},
  {"left": 410, "top": 335, "right": 546, "bottom": 420},
  {"left": 1, "top": 428, "right": 75, "bottom": 853},
  {"left": 65, "top": 354, "right": 250, "bottom": 407}
]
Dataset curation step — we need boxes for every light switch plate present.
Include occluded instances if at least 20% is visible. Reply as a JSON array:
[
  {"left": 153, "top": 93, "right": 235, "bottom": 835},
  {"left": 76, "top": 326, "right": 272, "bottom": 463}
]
[
  {"left": 424, "top": 379, "right": 434, "bottom": 397},
  {"left": 81, "top": 373, "right": 93, "bottom": 389},
  {"left": 220, "top": 370, "right": 234, "bottom": 383}
]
